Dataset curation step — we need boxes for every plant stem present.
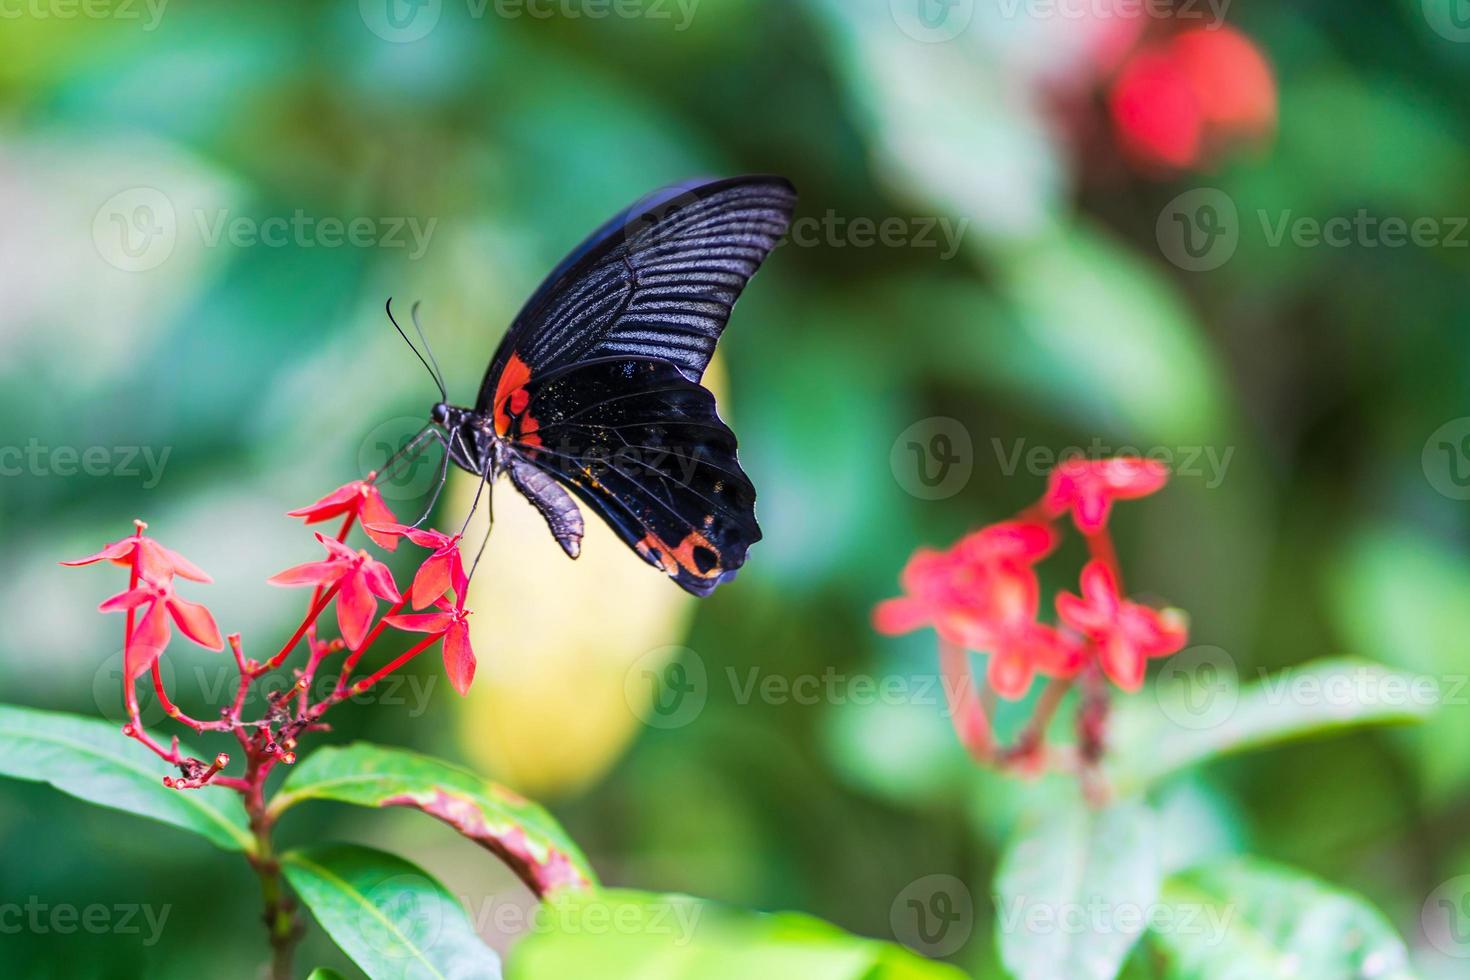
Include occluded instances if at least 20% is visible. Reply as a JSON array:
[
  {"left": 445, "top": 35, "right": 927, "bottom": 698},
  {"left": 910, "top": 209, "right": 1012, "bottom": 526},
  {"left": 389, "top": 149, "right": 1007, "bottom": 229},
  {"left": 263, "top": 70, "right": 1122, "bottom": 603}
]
[{"left": 246, "top": 763, "right": 299, "bottom": 980}]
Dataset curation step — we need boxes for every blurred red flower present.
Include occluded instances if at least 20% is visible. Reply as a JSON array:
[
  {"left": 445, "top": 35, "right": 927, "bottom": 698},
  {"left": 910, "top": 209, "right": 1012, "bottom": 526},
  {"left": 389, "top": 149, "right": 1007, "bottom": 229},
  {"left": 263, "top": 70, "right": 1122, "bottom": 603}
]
[
  {"left": 1056, "top": 560, "right": 1188, "bottom": 692},
  {"left": 1043, "top": 456, "right": 1169, "bottom": 534},
  {"left": 1110, "top": 25, "right": 1275, "bottom": 172}
]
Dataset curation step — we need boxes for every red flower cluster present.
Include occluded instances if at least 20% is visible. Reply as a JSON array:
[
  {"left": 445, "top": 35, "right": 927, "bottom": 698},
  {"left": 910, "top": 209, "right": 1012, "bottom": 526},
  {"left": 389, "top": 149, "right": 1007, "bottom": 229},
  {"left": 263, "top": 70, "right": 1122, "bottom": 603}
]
[
  {"left": 61, "top": 477, "right": 482, "bottom": 791},
  {"left": 1110, "top": 26, "right": 1276, "bottom": 172},
  {"left": 875, "top": 457, "right": 1186, "bottom": 698}
]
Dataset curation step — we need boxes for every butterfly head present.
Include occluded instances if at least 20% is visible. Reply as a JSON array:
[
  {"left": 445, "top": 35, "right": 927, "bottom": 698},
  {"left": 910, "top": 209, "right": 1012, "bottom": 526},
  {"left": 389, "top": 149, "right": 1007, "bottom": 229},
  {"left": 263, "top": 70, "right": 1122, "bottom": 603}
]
[{"left": 430, "top": 402, "right": 451, "bottom": 426}]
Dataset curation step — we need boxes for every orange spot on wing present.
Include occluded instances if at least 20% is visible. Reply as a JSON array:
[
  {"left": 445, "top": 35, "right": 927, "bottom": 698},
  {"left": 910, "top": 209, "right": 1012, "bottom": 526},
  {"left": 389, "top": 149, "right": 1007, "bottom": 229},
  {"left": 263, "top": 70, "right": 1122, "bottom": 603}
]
[
  {"left": 493, "top": 352, "right": 533, "bottom": 436},
  {"left": 636, "top": 529, "right": 722, "bottom": 580}
]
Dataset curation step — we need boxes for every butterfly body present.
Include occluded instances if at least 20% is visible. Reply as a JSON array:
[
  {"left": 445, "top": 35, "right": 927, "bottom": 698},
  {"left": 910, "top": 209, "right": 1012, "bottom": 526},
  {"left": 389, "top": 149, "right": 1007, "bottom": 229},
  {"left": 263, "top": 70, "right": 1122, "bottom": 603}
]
[{"left": 426, "top": 176, "right": 796, "bottom": 596}]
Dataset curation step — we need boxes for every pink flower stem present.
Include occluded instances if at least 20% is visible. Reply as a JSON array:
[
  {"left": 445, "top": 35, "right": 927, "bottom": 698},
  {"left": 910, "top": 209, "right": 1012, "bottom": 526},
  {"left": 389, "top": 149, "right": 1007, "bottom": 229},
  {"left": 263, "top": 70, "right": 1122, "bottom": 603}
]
[
  {"left": 938, "top": 639, "right": 996, "bottom": 764},
  {"left": 1084, "top": 529, "right": 1123, "bottom": 589},
  {"left": 255, "top": 581, "right": 341, "bottom": 676},
  {"left": 343, "top": 634, "right": 440, "bottom": 700},
  {"left": 121, "top": 523, "right": 144, "bottom": 721},
  {"left": 1002, "top": 677, "right": 1073, "bottom": 766},
  {"left": 335, "top": 596, "right": 408, "bottom": 691},
  {"left": 149, "top": 660, "right": 228, "bottom": 732}
]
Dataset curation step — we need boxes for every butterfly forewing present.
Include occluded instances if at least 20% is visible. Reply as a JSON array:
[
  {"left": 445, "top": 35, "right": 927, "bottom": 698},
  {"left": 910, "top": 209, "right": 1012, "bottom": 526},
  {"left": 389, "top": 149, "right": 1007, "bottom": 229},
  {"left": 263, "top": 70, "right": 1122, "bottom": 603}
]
[
  {"left": 477, "top": 175, "right": 795, "bottom": 409},
  {"left": 470, "top": 176, "right": 794, "bottom": 596}
]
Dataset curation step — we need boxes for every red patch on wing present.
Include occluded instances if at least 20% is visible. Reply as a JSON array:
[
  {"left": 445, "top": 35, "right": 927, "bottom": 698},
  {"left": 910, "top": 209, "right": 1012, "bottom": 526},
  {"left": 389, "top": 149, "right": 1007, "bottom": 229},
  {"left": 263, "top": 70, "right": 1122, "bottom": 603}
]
[
  {"left": 636, "top": 529, "right": 722, "bottom": 580},
  {"left": 493, "top": 352, "right": 533, "bottom": 436}
]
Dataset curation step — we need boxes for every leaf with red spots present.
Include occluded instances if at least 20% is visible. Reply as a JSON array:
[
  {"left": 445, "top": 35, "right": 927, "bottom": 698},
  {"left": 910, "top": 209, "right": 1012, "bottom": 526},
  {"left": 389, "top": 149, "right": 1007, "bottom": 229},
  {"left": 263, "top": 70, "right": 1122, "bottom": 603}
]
[{"left": 272, "top": 743, "right": 596, "bottom": 898}]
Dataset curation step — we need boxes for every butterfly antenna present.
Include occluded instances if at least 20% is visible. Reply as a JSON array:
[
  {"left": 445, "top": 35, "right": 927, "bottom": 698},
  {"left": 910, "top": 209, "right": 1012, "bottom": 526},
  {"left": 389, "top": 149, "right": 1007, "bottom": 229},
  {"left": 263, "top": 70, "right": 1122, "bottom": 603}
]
[
  {"left": 386, "top": 297, "right": 446, "bottom": 401},
  {"left": 409, "top": 301, "right": 448, "bottom": 399}
]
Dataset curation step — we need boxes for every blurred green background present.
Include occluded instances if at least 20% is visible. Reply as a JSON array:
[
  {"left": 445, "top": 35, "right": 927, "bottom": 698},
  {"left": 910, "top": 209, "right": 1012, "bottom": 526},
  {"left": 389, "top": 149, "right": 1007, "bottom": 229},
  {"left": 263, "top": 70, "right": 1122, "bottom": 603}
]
[{"left": 3, "top": 0, "right": 1470, "bottom": 976}]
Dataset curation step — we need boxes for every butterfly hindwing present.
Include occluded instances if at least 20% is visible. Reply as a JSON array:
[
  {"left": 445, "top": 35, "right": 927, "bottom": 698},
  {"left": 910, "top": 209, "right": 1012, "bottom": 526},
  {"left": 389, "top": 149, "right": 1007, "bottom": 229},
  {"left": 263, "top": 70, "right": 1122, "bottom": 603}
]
[
  {"left": 476, "top": 175, "right": 795, "bottom": 413},
  {"left": 499, "top": 357, "right": 760, "bottom": 596}
]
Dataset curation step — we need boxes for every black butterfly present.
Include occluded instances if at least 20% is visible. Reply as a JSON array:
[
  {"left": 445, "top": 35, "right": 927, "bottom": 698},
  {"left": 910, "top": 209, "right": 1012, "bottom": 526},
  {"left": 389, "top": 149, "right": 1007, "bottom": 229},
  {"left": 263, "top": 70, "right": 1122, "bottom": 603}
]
[{"left": 392, "top": 176, "right": 796, "bottom": 596}]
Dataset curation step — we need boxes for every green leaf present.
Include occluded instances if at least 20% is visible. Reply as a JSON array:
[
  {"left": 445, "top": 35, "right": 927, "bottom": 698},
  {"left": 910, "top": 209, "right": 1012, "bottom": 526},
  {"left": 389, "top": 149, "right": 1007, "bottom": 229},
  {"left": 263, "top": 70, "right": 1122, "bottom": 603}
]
[
  {"left": 1108, "top": 657, "right": 1437, "bottom": 795},
  {"left": 990, "top": 224, "right": 1228, "bottom": 445},
  {"left": 1329, "top": 525, "right": 1470, "bottom": 800},
  {"left": 994, "top": 797, "right": 1161, "bottom": 980},
  {"left": 283, "top": 843, "right": 501, "bottom": 980},
  {"left": 306, "top": 971, "right": 349, "bottom": 980},
  {"left": 0, "top": 704, "right": 252, "bottom": 852},
  {"left": 274, "top": 742, "right": 596, "bottom": 895},
  {"left": 506, "top": 889, "right": 967, "bottom": 980},
  {"left": 1152, "top": 858, "right": 1416, "bottom": 980}
]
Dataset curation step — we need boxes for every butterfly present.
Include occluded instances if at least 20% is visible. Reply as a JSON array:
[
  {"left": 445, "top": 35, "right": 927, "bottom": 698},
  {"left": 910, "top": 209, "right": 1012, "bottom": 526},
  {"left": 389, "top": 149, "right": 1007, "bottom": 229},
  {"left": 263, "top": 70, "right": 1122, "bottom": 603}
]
[{"left": 395, "top": 176, "right": 796, "bottom": 596}]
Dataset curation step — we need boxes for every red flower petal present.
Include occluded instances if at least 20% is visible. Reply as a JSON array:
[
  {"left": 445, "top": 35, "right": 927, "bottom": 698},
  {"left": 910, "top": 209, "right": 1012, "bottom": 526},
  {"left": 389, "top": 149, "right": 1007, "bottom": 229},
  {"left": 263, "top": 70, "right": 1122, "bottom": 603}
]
[
  {"left": 125, "top": 602, "right": 171, "bottom": 679},
  {"left": 60, "top": 538, "right": 136, "bottom": 567},
  {"left": 1099, "top": 634, "right": 1147, "bottom": 692},
  {"left": 359, "top": 491, "right": 400, "bottom": 550},
  {"left": 987, "top": 645, "right": 1035, "bottom": 701},
  {"left": 410, "top": 552, "right": 453, "bottom": 610},
  {"left": 872, "top": 597, "right": 929, "bottom": 635},
  {"left": 336, "top": 570, "right": 377, "bottom": 650},
  {"left": 99, "top": 587, "right": 152, "bottom": 614},
  {"left": 287, "top": 482, "right": 361, "bottom": 521},
  {"left": 316, "top": 533, "right": 358, "bottom": 562},
  {"left": 144, "top": 539, "right": 213, "bottom": 584},
  {"left": 385, "top": 612, "right": 454, "bottom": 634},
  {"left": 442, "top": 618, "right": 476, "bottom": 696},
  {"left": 361, "top": 559, "right": 401, "bottom": 603},
  {"left": 267, "top": 560, "right": 344, "bottom": 588},
  {"left": 167, "top": 595, "right": 224, "bottom": 651},
  {"left": 1080, "top": 561, "right": 1121, "bottom": 616}
]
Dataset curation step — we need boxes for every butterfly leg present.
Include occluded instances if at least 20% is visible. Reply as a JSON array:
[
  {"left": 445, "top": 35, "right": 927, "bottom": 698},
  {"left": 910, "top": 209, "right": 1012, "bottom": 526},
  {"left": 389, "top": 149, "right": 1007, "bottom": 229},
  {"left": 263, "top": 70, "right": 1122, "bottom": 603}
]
[
  {"left": 456, "top": 445, "right": 494, "bottom": 540},
  {"left": 409, "top": 429, "right": 456, "bottom": 529}
]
